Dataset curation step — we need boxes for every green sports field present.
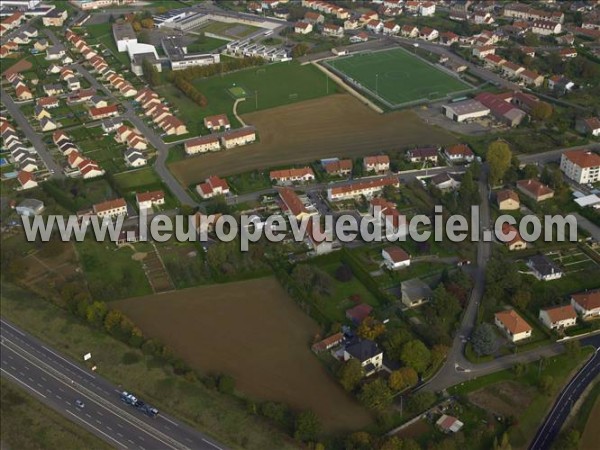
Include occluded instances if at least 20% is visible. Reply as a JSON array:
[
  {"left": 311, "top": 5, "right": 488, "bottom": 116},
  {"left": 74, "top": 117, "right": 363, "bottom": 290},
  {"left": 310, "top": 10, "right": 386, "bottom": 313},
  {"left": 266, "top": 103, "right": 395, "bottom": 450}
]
[{"left": 327, "top": 47, "right": 473, "bottom": 107}]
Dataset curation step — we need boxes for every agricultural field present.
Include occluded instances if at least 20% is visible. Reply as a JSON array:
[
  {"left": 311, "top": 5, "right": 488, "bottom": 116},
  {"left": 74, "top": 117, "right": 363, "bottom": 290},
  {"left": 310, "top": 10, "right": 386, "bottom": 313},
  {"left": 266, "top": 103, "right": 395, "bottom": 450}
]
[
  {"left": 580, "top": 394, "right": 600, "bottom": 450},
  {"left": 115, "top": 277, "right": 373, "bottom": 432},
  {"left": 169, "top": 94, "right": 458, "bottom": 186},
  {"left": 326, "top": 48, "right": 473, "bottom": 107}
]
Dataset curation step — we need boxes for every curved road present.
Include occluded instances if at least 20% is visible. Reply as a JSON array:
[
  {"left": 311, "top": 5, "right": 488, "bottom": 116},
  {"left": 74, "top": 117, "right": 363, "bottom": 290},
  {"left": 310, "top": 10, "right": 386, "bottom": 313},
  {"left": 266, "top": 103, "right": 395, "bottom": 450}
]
[
  {"left": 529, "top": 334, "right": 600, "bottom": 450},
  {"left": 0, "top": 318, "right": 226, "bottom": 450}
]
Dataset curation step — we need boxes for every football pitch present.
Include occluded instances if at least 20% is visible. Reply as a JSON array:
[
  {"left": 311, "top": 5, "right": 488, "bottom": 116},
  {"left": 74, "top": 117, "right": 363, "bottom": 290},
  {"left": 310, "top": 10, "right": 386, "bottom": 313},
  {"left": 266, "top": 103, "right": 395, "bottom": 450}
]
[{"left": 326, "top": 47, "right": 474, "bottom": 107}]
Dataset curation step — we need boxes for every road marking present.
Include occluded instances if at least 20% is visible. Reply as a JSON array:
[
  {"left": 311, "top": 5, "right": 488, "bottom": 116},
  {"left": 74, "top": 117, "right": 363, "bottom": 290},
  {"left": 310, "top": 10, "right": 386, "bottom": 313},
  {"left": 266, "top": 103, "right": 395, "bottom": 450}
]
[
  {"left": 67, "top": 410, "right": 128, "bottom": 449},
  {"left": 42, "top": 346, "right": 95, "bottom": 379},
  {"left": 96, "top": 419, "right": 102, "bottom": 425},
  {"left": 56, "top": 395, "right": 62, "bottom": 400},
  {"left": 1, "top": 368, "right": 47, "bottom": 398},
  {"left": 160, "top": 416, "right": 179, "bottom": 427},
  {"left": 97, "top": 411, "right": 104, "bottom": 416},
  {"left": 202, "top": 438, "right": 223, "bottom": 450},
  {"left": 9, "top": 365, "right": 16, "bottom": 370},
  {"left": 117, "top": 432, "right": 124, "bottom": 438},
  {"left": 106, "top": 426, "right": 113, "bottom": 431},
  {"left": 1, "top": 320, "right": 25, "bottom": 336}
]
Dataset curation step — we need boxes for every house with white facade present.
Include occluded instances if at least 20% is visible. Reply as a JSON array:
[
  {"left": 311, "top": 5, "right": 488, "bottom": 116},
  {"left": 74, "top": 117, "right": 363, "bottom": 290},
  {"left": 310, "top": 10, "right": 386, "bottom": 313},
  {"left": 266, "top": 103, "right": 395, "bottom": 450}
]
[
  {"left": 539, "top": 305, "right": 577, "bottom": 330},
  {"left": 495, "top": 309, "right": 532, "bottom": 342},
  {"left": 560, "top": 150, "right": 600, "bottom": 184},
  {"left": 344, "top": 339, "right": 383, "bottom": 376},
  {"left": 382, "top": 246, "right": 410, "bottom": 270},
  {"left": 571, "top": 290, "right": 600, "bottom": 320}
]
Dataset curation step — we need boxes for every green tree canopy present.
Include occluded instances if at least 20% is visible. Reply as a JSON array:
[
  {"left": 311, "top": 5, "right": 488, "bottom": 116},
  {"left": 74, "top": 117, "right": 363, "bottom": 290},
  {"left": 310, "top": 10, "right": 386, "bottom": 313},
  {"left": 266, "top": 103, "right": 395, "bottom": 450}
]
[
  {"left": 400, "top": 340, "right": 431, "bottom": 374},
  {"left": 487, "top": 140, "right": 512, "bottom": 186}
]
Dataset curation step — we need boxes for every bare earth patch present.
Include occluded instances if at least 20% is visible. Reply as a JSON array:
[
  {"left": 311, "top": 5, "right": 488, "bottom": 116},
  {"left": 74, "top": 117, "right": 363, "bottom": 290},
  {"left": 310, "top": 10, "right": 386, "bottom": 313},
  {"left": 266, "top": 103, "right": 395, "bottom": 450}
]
[
  {"left": 468, "top": 380, "right": 536, "bottom": 418},
  {"left": 169, "top": 94, "right": 458, "bottom": 186},
  {"left": 114, "top": 277, "right": 373, "bottom": 433},
  {"left": 581, "top": 396, "right": 600, "bottom": 450},
  {"left": 131, "top": 252, "right": 147, "bottom": 261}
]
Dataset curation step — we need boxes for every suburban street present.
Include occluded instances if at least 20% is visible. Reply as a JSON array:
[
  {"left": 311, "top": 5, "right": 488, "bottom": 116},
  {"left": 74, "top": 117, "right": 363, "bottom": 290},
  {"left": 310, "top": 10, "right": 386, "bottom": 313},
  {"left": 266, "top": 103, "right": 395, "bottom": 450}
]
[
  {"left": 529, "top": 334, "right": 600, "bottom": 450},
  {"left": 0, "top": 87, "right": 63, "bottom": 177},
  {"left": 0, "top": 318, "right": 227, "bottom": 450}
]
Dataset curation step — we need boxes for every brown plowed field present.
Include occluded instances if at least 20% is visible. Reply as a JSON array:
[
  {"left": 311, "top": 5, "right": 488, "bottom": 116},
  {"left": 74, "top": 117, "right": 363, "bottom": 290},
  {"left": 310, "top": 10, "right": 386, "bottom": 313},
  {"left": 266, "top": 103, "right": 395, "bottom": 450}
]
[
  {"left": 169, "top": 94, "right": 457, "bottom": 186},
  {"left": 115, "top": 277, "right": 373, "bottom": 433}
]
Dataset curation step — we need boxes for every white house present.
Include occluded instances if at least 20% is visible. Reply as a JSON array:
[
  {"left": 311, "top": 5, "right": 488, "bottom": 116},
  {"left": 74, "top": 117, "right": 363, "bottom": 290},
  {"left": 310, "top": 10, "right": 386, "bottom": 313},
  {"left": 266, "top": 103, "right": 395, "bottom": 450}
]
[
  {"left": 527, "top": 255, "right": 563, "bottom": 281},
  {"left": 93, "top": 198, "right": 127, "bottom": 218},
  {"left": 382, "top": 246, "right": 410, "bottom": 270},
  {"left": 270, "top": 167, "right": 315, "bottom": 184},
  {"left": 196, "top": 176, "right": 230, "bottom": 199},
  {"left": 344, "top": 340, "right": 383, "bottom": 376},
  {"left": 364, "top": 155, "right": 390, "bottom": 173},
  {"left": 494, "top": 309, "right": 532, "bottom": 342},
  {"left": 136, "top": 190, "right": 165, "bottom": 210},
  {"left": 539, "top": 305, "right": 577, "bottom": 330},
  {"left": 571, "top": 290, "right": 600, "bottom": 320},
  {"left": 560, "top": 150, "right": 600, "bottom": 184},
  {"left": 294, "top": 21, "right": 313, "bottom": 34}
]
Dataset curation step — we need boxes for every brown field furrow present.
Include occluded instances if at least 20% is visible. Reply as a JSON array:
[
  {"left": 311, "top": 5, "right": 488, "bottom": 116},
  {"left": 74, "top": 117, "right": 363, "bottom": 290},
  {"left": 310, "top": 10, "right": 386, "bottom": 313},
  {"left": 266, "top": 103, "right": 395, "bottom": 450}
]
[
  {"left": 115, "top": 277, "right": 373, "bottom": 433},
  {"left": 169, "top": 94, "right": 457, "bottom": 186}
]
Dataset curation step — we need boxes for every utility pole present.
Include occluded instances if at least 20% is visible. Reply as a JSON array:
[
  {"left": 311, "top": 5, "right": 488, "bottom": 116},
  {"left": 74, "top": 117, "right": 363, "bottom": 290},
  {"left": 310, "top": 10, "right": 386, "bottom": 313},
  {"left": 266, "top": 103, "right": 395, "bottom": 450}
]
[
  {"left": 255, "top": 90, "right": 258, "bottom": 109},
  {"left": 376, "top": 73, "right": 379, "bottom": 96}
]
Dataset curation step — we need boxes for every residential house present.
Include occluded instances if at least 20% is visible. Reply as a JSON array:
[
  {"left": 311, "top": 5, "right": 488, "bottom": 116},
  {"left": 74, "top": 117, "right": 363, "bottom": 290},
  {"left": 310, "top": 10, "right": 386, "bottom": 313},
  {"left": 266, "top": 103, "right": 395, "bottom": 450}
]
[
  {"left": 311, "top": 333, "right": 343, "bottom": 353},
  {"left": 400, "top": 278, "right": 433, "bottom": 308},
  {"left": 475, "top": 92, "right": 527, "bottom": 127},
  {"left": 40, "top": 118, "right": 58, "bottom": 131},
  {"left": 322, "top": 23, "right": 344, "bottom": 37},
  {"left": 366, "top": 19, "right": 384, "bottom": 34},
  {"left": 502, "top": 61, "right": 525, "bottom": 78},
  {"left": 278, "top": 187, "right": 316, "bottom": 220},
  {"left": 270, "top": 167, "right": 315, "bottom": 184},
  {"left": 559, "top": 48, "right": 578, "bottom": 59},
  {"left": 405, "top": 147, "right": 438, "bottom": 164},
  {"left": 527, "top": 254, "right": 563, "bottom": 281},
  {"left": 401, "top": 25, "right": 419, "bottom": 38},
  {"left": 304, "top": 11, "right": 324, "bottom": 23},
  {"left": 17, "top": 171, "right": 38, "bottom": 190},
  {"left": 497, "top": 189, "right": 520, "bottom": 210},
  {"left": 495, "top": 309, "right": 532, "bottom": 342},
  {"left": 136, "top": 190, "right": 165, "bottom": 210},
  {"left": 344, "top": 339, "right": 383, "bottom": 376},
  {"left": 500, "top": 223, "right": 526, "bottom": 251},
  {"left": 220, "top": 127, "right": 256, "bottom": 149},
  {"left": 382, "top": 21, "right": 400, "bottom": 35},
  {"left": 560, "top": 150, "right": 600, "bottom": 184},
  {"left": 350, "top": 32, "right": 369, "bottom": 43},
  {"left": 196, "top": 176, "right": 230, "bottom": 199},
  {"left": 439, "top": 31, "right": 459, "bottom": 46},
  {"left": 419, "top": 27, "right": 439, "bottom": 41},
  {"left": 364, "top": 155, "right": 390, "bottom": 173},
  {"left": 204, "top": 114, "right": 230, "bottom": 132},
  {"left": 43, "top": 9, "right": 68, "bottom": 27},
  {"left": 473, "top": 11, "right": 494, "bottom": 25},
  {"left": 124, "top": 148, "right": 147, "bottom": 167},
  {"left": 43, "top": 84, "right": 63, "bottom": 96},
  {"left": 444, "top": 144, "right": 474, "bottom": 162},
  {"left": 34, "top": 105, "right": 52, "bottom": 121},
  {"left": 517, "top": 179, "right": 554, "bottom": 202},
  {"left": 78, "top": 159, "right": 105, "bottom": 179},
  {"left": 539, "top": 305, "right": 577, "bottom": 330},
  {"left": 184, "top": 135, "right": 221, "bottom": 155},
  {"left": 575, "top": 117, "right": 600, "bottom": 137},
  {"left": 15, "top": 84, "right": 33, "bottom": 100},
  {"left": 89, "top": 105, "right": 118, "bottom": 120},
  {"left": 37, "top": 96, "right": 59, "bottom": 109},
  {"left": 531, "top": 20, "right": 562, "bottom": 35},
  {"left": 370, "top": 197, "right": 405, "bottom": 235},
  {"left": 294, "top": 21, "right": 313, "bottom": 34},
  {"left": 68, "top": 151, "right": 85, "bottom": 168},
  {"left": 322, "top": 158, "right": 352, "bottom": 176},
  {"left": 345, "top": 303, "right": 373, "bottom": 325},
  {"left": 327, "top": 176, "right": 399, "bottom": 201},
  {"left": 483, "top": 54, "right": 506, "bottom": 68},
  {"left": 420, "top": 1, "right": 436, "bottom": 16},
  {"left": 519, "top": 70, "right": 544, "bottom": 87},
  {"left": 382, "top": 246, "right": 410, "bottom": 270},
  {"left": 16, "top": 199, "right": 45, "bottom": 217},
  {"left": 93, "top": 198, "right": 127, "bottom": 218},
  {"left": 548, "top": 75, "right": 575, "bottom": 94},
  {"left": 431, "top": 172, "right": 461, "bottom": 191},
  {"left": 46, "top": 45, "right": 66, "bottom": 60},
  {"left": 571, "top": 290, "right": 600, "bottom": 320}
]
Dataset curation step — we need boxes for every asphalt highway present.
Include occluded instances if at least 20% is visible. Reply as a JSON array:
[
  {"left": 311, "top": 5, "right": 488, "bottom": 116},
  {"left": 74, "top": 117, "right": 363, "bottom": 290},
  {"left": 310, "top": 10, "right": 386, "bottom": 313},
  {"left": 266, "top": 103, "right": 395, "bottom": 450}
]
[
  {"left": 0, "top": 318, "right": 227, "bottom": 450},
  {"left": 529, "top": 334, "right": 600, "bottom": 450}
]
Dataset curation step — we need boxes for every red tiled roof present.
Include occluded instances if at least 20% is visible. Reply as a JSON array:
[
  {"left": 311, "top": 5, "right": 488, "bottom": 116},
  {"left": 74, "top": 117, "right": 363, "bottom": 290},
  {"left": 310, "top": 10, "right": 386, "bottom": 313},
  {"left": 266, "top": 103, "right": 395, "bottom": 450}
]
[
  {"left": 93, "top": 198, "right": 126, "bottom": 214},
  {"left": 495, "top": 309, "right": 532, "bottom": 334},
  {"left": 136, "top": 190, "right": 165, "bottom": 204},
  {"left": 563, "top": 150, "right": 600, "bottom": 168},
  {"left": 383, "top": 246, "right": 410, "bottom": 263},
  {"left": 278, "top": 187, "right": 308, "bottom": 217},
  {"left": 517, "top": 179, "right": 554, "bottom": 198},
  {"left": 542, "top": 305, "right": 577, "bottom": 323},
  {"left": 571, "top": 290, "right": 600, "bottom": 311}
]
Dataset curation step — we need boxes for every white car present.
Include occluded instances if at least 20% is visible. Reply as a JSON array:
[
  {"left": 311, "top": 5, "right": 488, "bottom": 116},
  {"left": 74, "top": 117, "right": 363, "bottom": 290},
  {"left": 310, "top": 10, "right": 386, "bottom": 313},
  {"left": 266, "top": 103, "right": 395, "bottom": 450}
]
[{"left": 75, "top": 399, "right": 85, "bottom": 408}]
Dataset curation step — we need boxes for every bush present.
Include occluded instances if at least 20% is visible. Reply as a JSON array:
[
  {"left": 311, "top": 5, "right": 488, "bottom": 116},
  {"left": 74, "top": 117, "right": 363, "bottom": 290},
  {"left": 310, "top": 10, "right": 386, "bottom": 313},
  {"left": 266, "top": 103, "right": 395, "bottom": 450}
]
[
  {"left": 121, "top": 351, "right": 141, "bottom": 365},
  {"left": 217, "top": 374, "right": 235, "bottom": 395},
  {"left": 334, "top": 263, "right": 353, "bottom": 282}
]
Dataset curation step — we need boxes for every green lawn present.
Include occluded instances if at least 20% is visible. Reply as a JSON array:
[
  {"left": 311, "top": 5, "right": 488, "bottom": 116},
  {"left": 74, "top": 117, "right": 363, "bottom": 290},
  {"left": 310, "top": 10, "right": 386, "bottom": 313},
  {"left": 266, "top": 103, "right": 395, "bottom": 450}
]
[
  {"left": 326, "top": 47, "right": 473, "bottom": 106},
  {"left": 75, "top": 240, "right": 153, "bottom": 301},
  {"left": 158, "top": 61, "right": 337, "bottom": 136},
  {"left": 187, "top": 35, "right": 228, "bottom": 53},
  {"left": 113, "top": 167, "right": 162, "bottom": 191},
  {"left": 198, "top": 20, "right": 260, "bottom": 39},
  {"left": 1, "top": 379, "right": 110, "bottom": 450}
]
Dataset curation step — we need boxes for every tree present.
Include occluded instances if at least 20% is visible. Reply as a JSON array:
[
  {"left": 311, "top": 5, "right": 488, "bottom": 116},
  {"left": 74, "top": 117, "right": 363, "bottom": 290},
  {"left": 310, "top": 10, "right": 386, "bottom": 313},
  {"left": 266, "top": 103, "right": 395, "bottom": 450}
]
[
  {"left": 217, "top": 374, "right": 235, "bottom": 394},
  {"left": 487, "top": 140, "right": 512, "bottom": 186},
  {"left": 400, "top": 340, "right": 431, "bottom": 374},
  {"left": 512, "top": 289, "right": 531, "bottom": 310},
  {"left": 337, "top": 358, "right": 364, "bottom": 391},
  {"left": 493, "top": 433, "right": 512, "bottom": 450},
  {"left": 357, "top": 316, "right": 386, "bottom": 340},
  {"left": 335, "top": 263, "right": 353, "bottom": 282},
  {"left": 345, "top": 431, "right": 372, "bottom": 450},
  {"left": 513, "top": 362, "right": 527, "bottom": 377},
  {"left": 523, "top": 32, "right": 539, "bottom": 47},
  {"left": 382, "top": 327, "right": 412, "bottom": 361},
  {"left": 132, "top": 21, "right": 142, "bottom": 32},
  {"left": 522, "top": 164, "right": 539, "bottom": 179},
  {"left": 471, "top": 323, "right": 496, "bottom": 356},
  {"left": 431, "top": 286, "right": 461, "bottom": 324},
  {"left": 531, "top": 101, "right": 553, "bottom": 121},
  {"left": 407, "top": 391, "right": 436, "bottom": 414},
  {"left": 565, "top": 340, "right": 581, "bottom": 359},
  {"left": 431, "top": 344, "right": 449, "bottom": 367},
  {"left": 140, "top": 17, "right": 154, "bottom": 29},
  {"left": 389, "top": 367, "right": 418, "bottom": 391},
  {"left": 294, "top": 410, "right": 321, "bottom": 442},
  {"left": 291, "top": 43, "right": 309, "bottom": 58},
  {"left": 555, "top": 429, "right": 580, "bottom": 450},
  {"left": 358, "top": 379, "right": 393, "bottom": 411},
  {"left": 142, "top": 58, "right": 160, "bottom": 87}
]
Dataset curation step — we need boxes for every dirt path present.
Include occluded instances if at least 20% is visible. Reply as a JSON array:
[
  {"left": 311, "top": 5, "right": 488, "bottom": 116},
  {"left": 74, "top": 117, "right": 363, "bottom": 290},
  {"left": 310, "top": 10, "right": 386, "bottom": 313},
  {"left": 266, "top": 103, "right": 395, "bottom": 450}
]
[{"left": 169, "top": 94, "right": 457, "bottom": 186}]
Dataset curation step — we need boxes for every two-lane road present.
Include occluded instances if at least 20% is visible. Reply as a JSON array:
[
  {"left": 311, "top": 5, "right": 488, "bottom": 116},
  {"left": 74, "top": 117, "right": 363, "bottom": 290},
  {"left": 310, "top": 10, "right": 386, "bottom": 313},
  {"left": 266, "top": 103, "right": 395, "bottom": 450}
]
[
  {"left": 0, "top": 319, "right": 226, "bottom": 450},
  {"left": 529, "top": 334, "right": 600, "bottom": 450}
]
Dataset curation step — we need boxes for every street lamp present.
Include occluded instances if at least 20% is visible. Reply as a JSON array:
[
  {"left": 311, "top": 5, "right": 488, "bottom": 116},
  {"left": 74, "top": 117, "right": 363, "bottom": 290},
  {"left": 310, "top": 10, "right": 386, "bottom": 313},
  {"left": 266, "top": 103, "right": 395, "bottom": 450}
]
[{"left": 375, "top": 73, "right": 379, "bottom": 96}]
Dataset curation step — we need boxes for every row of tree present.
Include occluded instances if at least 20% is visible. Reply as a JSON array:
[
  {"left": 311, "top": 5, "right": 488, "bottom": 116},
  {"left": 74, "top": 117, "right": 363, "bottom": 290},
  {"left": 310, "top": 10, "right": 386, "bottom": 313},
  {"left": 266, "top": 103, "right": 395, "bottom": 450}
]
[
  {"left": 173, "top": 76, "right": 208, "bottom": 107},
  {"left": 166, "top": 56, "right": 266, "bottom": 82}
]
